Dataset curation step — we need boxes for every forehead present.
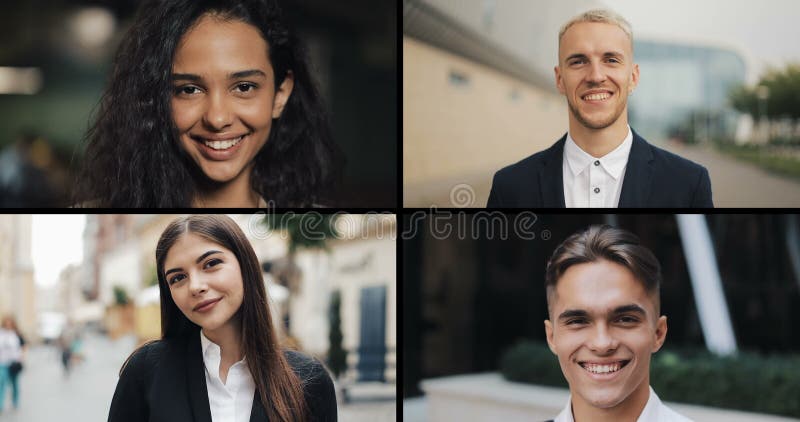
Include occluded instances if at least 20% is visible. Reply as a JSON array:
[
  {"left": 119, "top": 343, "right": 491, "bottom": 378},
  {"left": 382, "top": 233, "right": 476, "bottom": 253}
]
[
  {"left": 164, "top": 232, "right": 231, "bottom": 267},
  {"left": 173, "top": 14, "right": 271, "bottom": 74},
  {"left": 559, "top": 22, "right": 632, "bottom": 59},
  {"left": 552, "top": 260, "right": 654, "bottom": 315}
]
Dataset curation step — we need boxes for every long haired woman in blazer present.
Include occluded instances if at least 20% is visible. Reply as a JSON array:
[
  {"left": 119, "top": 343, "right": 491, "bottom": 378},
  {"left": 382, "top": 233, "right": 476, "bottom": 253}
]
[{"left": 107, "top": 215, "right": 337, "bottom": 421}]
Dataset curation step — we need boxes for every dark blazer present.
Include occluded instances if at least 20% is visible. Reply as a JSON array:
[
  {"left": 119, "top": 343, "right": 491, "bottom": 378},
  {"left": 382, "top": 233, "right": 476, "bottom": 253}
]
[
  {"left": 487, "top": 130, "right": 713, "bottom": 208},
  {"left": 107, "top": 334, "right": 337, "bottom": 422}
]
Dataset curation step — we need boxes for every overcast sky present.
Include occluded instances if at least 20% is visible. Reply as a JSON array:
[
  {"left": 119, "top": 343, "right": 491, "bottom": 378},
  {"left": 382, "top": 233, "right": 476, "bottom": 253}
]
[
  {"left": 603, "top": 0, "right": 800, "bottom": 83},
  {"left": 32, "top": 215, "right": 85, "bottom": 287}
]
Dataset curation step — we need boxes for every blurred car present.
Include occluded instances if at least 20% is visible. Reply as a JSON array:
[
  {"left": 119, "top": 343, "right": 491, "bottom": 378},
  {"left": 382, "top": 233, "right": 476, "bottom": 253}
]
[{"left": 38, "top": 311, "right": 67, "bottom": 344}]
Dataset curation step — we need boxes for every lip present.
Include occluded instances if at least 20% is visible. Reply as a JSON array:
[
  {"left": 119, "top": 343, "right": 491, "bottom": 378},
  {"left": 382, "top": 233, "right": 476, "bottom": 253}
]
[
  {"left": 190, "top": 133, "right": 250, "bottom": 161},
  {"left": 193, "top": 297, "right": 222, "bottom": 312},
  {"left": 577, "top": 359, "right": 631, "bottom": 381}
]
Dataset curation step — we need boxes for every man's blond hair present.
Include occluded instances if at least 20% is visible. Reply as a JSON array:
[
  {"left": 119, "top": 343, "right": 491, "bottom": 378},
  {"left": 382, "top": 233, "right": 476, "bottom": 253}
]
[{"left": 558, "top": 9, "right": 633, "bottom": 49}]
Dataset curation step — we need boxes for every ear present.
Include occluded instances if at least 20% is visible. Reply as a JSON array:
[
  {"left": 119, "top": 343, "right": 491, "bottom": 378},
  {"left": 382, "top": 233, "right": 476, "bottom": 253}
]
[
  {"left": 652, "top": 315, "right": 667, "bottom": 353},
  {"left": 272, "top": 70, "right": 295, "bottom": 119},
  {"left": 544, "top": 319, "right": 558, "bottom": 355},
  {"left": 629, "top": 63, "right": 640, "bottom": 94},
  {"left": 554, "top": 65, "right": 566, "bottom": 95}
]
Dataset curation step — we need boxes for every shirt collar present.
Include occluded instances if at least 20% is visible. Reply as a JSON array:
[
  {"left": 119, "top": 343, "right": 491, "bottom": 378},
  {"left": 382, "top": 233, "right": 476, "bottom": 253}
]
[
  {"left": 555, "top": 386, "right": 665, "bottom": 422},
  {"left": 564, "top": 126, "right": 633, "bottom": 180}
]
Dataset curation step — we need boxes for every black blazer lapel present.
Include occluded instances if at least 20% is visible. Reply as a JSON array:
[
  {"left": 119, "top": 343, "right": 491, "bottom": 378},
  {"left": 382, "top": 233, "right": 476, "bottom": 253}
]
[
  {"left": 249, "top": 390, "right": 268, "bottom": 422},
  {"left": 539, "top": 135, "right": 567, "bottom": 208},
  {"left": 185, "top": 333, "right": 213, "bottom": 422},
  {"left": 618, "top": 131, "right": 655, "bottom": 207}
]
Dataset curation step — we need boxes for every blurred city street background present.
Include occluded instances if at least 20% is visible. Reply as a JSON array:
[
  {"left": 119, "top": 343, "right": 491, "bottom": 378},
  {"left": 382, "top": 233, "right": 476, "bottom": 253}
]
[{"left": 0, "top": 214, "right": 397, "bottom": 421}]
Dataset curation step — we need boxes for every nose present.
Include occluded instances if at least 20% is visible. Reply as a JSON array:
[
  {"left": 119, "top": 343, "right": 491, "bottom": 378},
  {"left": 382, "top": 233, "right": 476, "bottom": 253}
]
[
  {"left": 187, "top": 273, "right": 208, "bottom": 297},
  {"left": 587, "top": 323, "right": 618, "bottom": 353},
  {"left": 203, "top": 91, "right": 233, "bottom": 131},
  {"left": 586, "top": 61, "right": 607, "bottom": 85}
]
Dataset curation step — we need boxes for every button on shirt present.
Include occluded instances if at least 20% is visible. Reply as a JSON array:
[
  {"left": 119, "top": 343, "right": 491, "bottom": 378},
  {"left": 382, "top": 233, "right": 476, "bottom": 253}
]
[
  {"left": 200, "top": 331, "right": 256, "bottom": 422},
  {"left": 554, "top": 386, "right": 693, "bottom": 422},
  {"left": 563, "top": 127, "right": 633, "bottom": 208}
]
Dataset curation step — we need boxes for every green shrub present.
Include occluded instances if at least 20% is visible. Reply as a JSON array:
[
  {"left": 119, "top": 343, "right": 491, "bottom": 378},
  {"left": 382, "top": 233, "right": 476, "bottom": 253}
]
[{"left": 499, "top": 340, "right": 800, "bottom": 418}]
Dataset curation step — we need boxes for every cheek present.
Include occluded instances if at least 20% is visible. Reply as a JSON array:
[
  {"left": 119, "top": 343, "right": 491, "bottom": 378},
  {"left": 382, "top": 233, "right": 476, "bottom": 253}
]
[
  {"left": 172, "top": 100, "right": 201, "bottom": 132},
  {"left": 239, "top": 97, "right": 275, "bottom": 130}
]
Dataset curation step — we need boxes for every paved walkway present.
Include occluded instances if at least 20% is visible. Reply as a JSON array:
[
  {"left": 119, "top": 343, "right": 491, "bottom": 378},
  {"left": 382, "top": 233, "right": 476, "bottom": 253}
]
[
  {"left": 665, "top": 141, "right": 800, "bottom": 207},
  {"left": 0, "top": 332, "right": 395, "bottom": 421}
]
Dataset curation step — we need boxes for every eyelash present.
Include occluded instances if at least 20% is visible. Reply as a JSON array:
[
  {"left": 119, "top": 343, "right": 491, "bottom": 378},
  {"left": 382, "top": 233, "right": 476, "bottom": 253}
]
[
  {"left": 173, "top": 82, "right": 259, "bottom": 97},
  {"left": 570, "top": 58, "right": 620, "bottom": 65},
  {"left": 564, "top": 316, "right": 638, "bottom": 326},
  {"left": 167, "top": 258, "right": 223, "bottom": 285}
]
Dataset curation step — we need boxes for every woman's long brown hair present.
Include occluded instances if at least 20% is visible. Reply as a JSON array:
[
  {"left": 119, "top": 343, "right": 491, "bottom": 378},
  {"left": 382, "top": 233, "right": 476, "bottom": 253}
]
[{"left": 154, "top": 215, "right": 307, "bottom": 422}]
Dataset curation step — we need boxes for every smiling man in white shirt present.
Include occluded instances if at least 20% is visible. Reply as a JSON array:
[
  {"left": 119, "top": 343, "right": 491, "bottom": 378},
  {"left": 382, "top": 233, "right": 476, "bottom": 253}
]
[
  {"left": 543, "top": 225, "right": 692, "bottom": 422},
  {"left": 488, "top": 9, "right": 712, "bottom": 208}
]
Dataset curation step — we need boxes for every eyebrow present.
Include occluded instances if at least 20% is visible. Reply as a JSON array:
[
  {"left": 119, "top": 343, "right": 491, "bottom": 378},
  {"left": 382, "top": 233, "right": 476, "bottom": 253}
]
[
  {"left": 164, "top": 250, "right": 223, "bottom": 277},
  {"left": 172, "top": 69, "right": 267, "bottom": 82},
  {"left": 557, "top": 304, "right": 647, "bottom": 322},
  {"left": 565, "top": 51, "right": 625, "bottom": 62}
]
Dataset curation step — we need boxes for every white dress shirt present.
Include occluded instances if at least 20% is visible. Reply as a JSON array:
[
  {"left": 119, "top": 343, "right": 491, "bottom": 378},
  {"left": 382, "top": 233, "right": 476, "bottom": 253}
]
[
  {"left": 554, "top": 386, "right": 693, "bottom": 422},
  {"left": 200, "top": 330, "right": 256, "bottom": 422},
  {"left": 563, "top": 126, "right": 633, "bottom": 208}
]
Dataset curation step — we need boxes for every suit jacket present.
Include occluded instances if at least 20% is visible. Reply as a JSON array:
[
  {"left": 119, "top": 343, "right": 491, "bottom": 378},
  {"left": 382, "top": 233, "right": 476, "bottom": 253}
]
[
  {"left": 107, "top": 333, "right": 337, "bottom": 422},
  {"left": 487, "top": 130, "right": 713, "bottom": 208}
]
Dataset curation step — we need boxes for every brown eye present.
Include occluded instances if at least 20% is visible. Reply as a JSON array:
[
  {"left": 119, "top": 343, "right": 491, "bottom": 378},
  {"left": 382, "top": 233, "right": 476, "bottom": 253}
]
[
  {"left": 203, "top": 258, "right": 223, "bottom": 269},
  {"left": 234, "top": 82, "right": 257, "bottom": 93},
  {"left": 168, "top": 273, "right": 186, "bottom": 285}
]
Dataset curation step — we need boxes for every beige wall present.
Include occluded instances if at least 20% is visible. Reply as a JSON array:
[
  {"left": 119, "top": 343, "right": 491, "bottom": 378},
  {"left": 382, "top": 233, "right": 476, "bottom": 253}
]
[{"left": 403, "top": 37, "right": 568, "bottom": 207}]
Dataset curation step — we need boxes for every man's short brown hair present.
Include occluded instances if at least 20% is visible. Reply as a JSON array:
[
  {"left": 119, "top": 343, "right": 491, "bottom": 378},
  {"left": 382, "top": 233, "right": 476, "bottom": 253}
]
[{"left": 545, "top": 225, "right": 661, "bottom": 315}]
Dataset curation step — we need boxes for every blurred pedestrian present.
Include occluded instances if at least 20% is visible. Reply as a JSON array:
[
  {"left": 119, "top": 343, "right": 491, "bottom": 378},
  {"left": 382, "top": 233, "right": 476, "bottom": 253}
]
[
  {"left": 0, "top": 317, "right": 22, "bottom": 413},
  {"left": 1, "top": 315, "right": 25, "bottom": 411},
  {"left": 58, "top": 321, "right": 79, "bottom": 376},
  {"left": 108, "top": 215, "right": 337, "bottom": 421}
]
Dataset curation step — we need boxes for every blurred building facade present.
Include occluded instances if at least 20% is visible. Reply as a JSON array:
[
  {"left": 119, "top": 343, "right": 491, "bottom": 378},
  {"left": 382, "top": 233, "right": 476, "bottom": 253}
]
[
  {"left": 403, "top": 0, "right": 750, "bottom": 206},
  {"left": 79, "top": 213, "right": 396, "bottom": 382},
  {"left": 0, "top": 214, "right": 36, "bottom": 338},
  {"left": 630, "top": 40, "right": 747, "bottom": 143},
  {"left": 403, "top": 214, "right": 800, "bottom": 398}
]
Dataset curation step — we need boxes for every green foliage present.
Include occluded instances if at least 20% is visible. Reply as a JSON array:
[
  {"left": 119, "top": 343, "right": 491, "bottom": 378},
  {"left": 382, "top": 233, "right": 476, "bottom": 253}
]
[
  {"left": 144, "top": 266, "right": 159, "bottom": 287},
  {"left": 112, "top": 285, "right": 130, "bottom": 306},
  {"left": 327, "top": 290, "right": 347, "bottom": 378},
  {"left": 715, "top": 141, "right": 800, "bottom": 181},
  {"left": 262, "top": 213, "right": 339, "bottom": 254},
  {"left": 728, "top": 63, "right": 800, "bottom": 120},
  {"left": 499, "top": 340, "right": 800, "bottom": 418}
]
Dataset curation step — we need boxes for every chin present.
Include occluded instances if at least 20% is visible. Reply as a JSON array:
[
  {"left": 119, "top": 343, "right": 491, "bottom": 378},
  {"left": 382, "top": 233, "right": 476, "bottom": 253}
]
[{"left": 583, "top": 389, "right": 626, "bottom": 409}]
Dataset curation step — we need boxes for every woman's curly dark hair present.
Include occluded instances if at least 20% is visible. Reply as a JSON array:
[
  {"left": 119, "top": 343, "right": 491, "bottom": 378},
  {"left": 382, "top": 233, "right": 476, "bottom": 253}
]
[{"left": 73, "top": 0, "right": 343, "bottom": 207}]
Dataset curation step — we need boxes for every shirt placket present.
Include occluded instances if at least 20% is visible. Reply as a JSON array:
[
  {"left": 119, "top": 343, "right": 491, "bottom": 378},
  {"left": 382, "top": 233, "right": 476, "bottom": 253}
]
[{"left": 589, "top": 160, "right": 603, "bottom": 207}]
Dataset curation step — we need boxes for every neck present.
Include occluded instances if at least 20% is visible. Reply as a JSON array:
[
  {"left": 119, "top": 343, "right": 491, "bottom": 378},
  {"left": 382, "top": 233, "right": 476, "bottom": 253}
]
[
  {"left": 568, "top": 115, "right": 629, "bottom": 158},
  {"left": 192, "top": 166, "right": 261, "bottom": 208},
  {"left": 202, "top": 319, "right": 243, "bottom": 363},
  {"left": 571, "top": 379, "right": 650, "bottom": 422}
]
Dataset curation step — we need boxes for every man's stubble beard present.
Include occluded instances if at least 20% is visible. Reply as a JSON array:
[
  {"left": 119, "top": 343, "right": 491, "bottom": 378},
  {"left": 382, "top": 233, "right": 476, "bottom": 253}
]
[{"left": 567, "top": 94, "right": 628, "bottom": 130}]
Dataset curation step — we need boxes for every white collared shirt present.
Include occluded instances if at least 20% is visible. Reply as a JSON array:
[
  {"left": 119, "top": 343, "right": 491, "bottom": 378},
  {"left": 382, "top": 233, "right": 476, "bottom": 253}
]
[
  {"left": 563, "top": 126, "right": 633, "bottom": 208},
  {"left": 554, "top": 386, "right": 693, "bottom": 422},
  {"left": 200, "top": 330, "right": 256, "bottom": 422}
]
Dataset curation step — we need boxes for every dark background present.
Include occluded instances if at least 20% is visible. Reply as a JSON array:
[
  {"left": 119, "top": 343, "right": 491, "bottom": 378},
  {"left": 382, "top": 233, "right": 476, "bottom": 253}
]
[
  {"left": 0, "top": 0, "right": 396, "bottom": 207},
  {"left": 403, "top": 213, "right": 800, "bottom": 397}
]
